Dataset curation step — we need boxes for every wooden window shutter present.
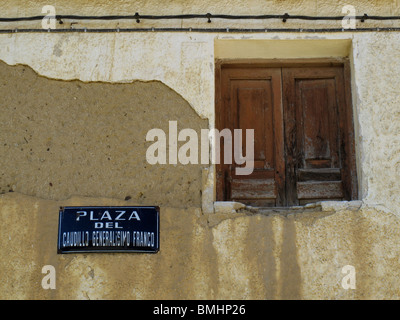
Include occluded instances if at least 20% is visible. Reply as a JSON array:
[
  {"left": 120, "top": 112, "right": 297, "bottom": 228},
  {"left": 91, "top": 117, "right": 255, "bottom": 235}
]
[
  {"left": 282, "top": 66, "right": 357, "bottom": 205},
  {"left": 216, "top": 61, "right": 357, "bottom": 207},
  {"left": 216, "top": 66, "right": 285, "bottom": 207}
]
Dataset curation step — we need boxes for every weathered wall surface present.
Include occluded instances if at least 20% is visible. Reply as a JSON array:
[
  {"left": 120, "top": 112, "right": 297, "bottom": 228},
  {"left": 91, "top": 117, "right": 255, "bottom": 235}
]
[
  {"left": 0, "top": 0, "right": 400, "bottom": 299},
  {"left": 0, "top": 61, "right": 208, "bottom": 207},
  {"left": 1, "top": 193, "right": 400, "bottom": 300},
  {"left": 350, "top": 33, "right": 400, "bottom": 213},
  {"left": 1, "top": 32, "right": 399, "bottom": 214}
]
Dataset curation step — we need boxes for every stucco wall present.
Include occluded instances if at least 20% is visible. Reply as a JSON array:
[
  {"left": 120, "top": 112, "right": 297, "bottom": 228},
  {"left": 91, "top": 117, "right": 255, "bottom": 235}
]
[
  {"left": 1, "top": 32, "right": 399, "bottom": 214},
  {"left": 0, "top": 0, "right": 400, "bottom": 299},
  {"left": 1, "top": 193, "right": 400, "bottom": 299},
  {"left": 0, "top": 61, "right": 207, "bottom": 207}
]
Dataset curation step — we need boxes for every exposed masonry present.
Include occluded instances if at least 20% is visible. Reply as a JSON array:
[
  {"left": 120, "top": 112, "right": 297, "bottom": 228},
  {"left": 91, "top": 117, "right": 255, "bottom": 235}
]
[{"left": 209, "top": 200, "right": 364, "bottom": 227}]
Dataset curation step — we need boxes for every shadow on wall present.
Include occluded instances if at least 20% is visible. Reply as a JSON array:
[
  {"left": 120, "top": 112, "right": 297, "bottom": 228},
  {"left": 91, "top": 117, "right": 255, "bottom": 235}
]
[{"left": 0, "top": 60, "right": 208, "bottom": 207}]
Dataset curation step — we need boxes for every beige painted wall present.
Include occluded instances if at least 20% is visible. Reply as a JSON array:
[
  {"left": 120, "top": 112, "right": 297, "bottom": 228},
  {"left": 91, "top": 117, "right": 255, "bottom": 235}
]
[
  {"left": 2, "top": 193, "right": 400, "bottom": 299},
  {"left": 0, "top": 0, "right": 400, "bottom": 299},
  {"left": 1, "top": 32, "right": 400, "bottom": 214}
]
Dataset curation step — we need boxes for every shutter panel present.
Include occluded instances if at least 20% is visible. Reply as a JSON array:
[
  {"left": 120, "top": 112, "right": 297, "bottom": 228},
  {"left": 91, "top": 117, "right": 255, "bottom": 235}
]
[
  {"left": 283, "top": 67, "right": 352, "bottom": 205},
  {"left": 217, "top": 66, "right": 285, "bottom": 206}
]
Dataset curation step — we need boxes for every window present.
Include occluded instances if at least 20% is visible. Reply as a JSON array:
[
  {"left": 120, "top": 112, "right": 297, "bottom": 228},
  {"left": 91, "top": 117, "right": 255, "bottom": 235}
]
[{"left": 215, "top": 60, "right": 358, "bottom": 207}]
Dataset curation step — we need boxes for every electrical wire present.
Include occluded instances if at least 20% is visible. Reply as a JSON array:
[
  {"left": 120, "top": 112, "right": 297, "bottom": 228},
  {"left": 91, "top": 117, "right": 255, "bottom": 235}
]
[
  {"left": 1, "top": 27, "right": 400, "bottom": 34},
  {"left": 1, "top": 12, "right": 400, "bottom": 33},
  {"left": 0, "top": 12, "right": 400, "bottom": 23}
]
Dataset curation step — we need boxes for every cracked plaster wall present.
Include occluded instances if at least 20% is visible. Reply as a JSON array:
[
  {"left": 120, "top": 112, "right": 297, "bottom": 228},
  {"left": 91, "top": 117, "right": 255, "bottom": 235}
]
[{"left": 0, "top": 0, "right": 400, "bottom": 299}]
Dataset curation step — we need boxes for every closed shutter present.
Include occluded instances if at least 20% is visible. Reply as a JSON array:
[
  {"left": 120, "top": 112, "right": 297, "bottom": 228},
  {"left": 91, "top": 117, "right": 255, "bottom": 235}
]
[
  {"left": 282, "top": 67, "right": 355, "bottom": 205},
  {"left": 216, "top": 61, "right": 357, "bottom": 207},
  {"left": 216, "top": 67, "right": 285, "bottom": 207}
]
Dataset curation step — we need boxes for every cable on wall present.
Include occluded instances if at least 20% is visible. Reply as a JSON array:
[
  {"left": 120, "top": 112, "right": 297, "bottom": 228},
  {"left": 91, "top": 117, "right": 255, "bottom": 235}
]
[
  {"left": 1, "top": 27, "right": 400, "bottom": 34},
  {"left": 1, "top": 12, "right": 400, "bottom": 23},
  {"left": 1, "top": 12, "right": 400, "bottom": 33}
]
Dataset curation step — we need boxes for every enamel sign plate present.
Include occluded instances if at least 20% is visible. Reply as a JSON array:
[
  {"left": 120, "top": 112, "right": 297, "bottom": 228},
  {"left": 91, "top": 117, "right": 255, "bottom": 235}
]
[{"left": 57, "top": 206, "right": 160, "bottom": 253}]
